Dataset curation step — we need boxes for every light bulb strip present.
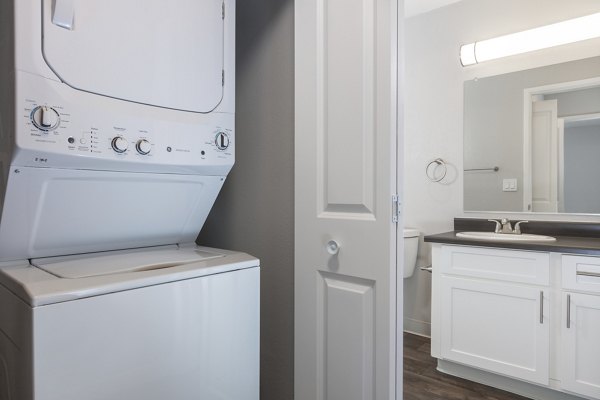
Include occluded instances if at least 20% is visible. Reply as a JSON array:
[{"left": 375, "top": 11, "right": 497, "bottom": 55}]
[{"left": 460, "top": 12, "right": 600, "bottom": 66}]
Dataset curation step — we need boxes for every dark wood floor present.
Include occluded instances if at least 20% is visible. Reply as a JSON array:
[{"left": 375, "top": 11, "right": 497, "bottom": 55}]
[{"left": 403, "top": 333, "right": 531, "bottom": 400}]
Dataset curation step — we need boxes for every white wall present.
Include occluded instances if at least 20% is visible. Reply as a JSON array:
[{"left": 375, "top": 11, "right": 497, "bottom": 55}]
[{"left": 404, "top": 0, "right": 600, "bottom": 336}]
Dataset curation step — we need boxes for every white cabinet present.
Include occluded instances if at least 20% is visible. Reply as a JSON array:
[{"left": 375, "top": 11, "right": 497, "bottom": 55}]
[
  {"left": 561, "top": 293, "right": 600, "bottom": 398},
  {"left": 441, "top": 276, "right": 549, "bottom": 385},
  {"left": 561, "top": 255, "right": 600, "bottom": 398},
  {"left": 431, "top": 244, "right": 600, "bottom": 400},
  {"left": 437, "top": 245, "right": 550, "bottom": 385}
]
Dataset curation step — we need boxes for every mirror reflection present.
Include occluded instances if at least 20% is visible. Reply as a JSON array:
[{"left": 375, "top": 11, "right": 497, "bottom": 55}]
[{"left": 463, "top": 56, "right": 600, "bottom": 214}]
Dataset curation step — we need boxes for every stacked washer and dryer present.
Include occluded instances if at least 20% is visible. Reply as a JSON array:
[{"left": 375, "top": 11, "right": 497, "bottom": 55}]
[{"left": 0, "top": 1, "right": 259, "bottom": 399}]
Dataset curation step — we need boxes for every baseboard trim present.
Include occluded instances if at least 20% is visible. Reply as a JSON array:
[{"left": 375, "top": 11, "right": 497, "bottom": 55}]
[
  {"left": 403, "top": 318, "right": 430, "bottom": 337},
  {"left": 437, "top": 359, "right": 590, "bottom": 400}
]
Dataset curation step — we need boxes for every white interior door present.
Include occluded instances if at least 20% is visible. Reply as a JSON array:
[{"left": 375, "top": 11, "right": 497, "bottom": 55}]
[
  {"left": 295, "top": 0, "right": 400, "bottom": 399},
  {"left": 557, "top": 118, "right": 565, "bottom": 213},
  {"left": 530, "top": 99, "right": 558, "bottom": 212}
]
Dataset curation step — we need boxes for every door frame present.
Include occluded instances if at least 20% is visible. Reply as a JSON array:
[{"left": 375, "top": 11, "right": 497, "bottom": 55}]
[
  {"left": 558, "top": 112, "right": 600, "bottom": 213},
  {"left": 395, "top": 0, "right": 404, "bottom": 397},
  {"left": 522, "top": 77, "right": 600, "bottom": 212}
]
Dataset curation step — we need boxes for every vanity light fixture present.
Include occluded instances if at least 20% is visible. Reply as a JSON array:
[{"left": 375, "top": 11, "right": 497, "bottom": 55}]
[{"left": 460, "top": 12, "right": 600, "bottom": 66}]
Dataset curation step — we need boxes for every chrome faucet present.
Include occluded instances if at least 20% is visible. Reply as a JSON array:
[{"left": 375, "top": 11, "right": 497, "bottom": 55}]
[
  {"left": 514, "top": 220, "right": 528, "bottom": 234},
  {"left": 500, "top": 218, "right": 513, "bottom": 233},
  {"left": 488, "top": 219, "right": 529, "bottom": 234},
  {"left": 488, "top": 219, "right": 503, "bottom": 233}
]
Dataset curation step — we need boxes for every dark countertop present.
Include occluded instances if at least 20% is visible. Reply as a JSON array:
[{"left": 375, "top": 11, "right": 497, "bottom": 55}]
[{"left": 425, "top": 231, "right": 600, "bottom": 256}]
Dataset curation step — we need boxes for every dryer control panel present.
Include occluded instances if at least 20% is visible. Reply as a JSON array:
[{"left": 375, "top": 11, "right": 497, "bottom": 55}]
[{"left": 14, "top": 73, "right": 234, "bottom": 176}]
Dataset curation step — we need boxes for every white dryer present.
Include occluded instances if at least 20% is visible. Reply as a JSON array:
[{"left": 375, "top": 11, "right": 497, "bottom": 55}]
[{"left": 0, "top": 1, "right": 259, "bottom": 399}]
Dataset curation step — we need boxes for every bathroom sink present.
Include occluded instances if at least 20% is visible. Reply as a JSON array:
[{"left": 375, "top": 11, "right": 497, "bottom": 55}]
[{"left": 456, "top": 231, "right": 556, "bottom": 242}]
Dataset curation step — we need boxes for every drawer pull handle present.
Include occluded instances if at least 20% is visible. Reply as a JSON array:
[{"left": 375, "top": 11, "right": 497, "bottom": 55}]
[
  {"left": 576, "top": 271, "right": 600, "bottom": 278},
  {"left": 567, "top": 294, "right": 571, "bottom": 329},
  {"left": 540, "top": 291, "right": 544, "bottom": 324}
]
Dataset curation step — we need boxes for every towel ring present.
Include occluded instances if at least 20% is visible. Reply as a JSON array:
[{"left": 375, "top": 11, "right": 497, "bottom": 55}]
[{"left": 425, "top": 158, "right": 447, "bottom": 182}]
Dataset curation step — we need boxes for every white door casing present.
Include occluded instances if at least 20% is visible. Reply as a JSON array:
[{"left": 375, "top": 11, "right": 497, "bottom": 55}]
[
  {"left": 295, "top": 0, "right": 400, "bottom": 399},
  {"left": 522, "top": 78, "right": 600, "bottom": 213}
]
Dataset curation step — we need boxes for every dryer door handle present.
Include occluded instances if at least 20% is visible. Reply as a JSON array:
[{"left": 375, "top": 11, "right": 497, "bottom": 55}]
[{"left": 52, "top": 0, "right": 75, "bottom": 30}]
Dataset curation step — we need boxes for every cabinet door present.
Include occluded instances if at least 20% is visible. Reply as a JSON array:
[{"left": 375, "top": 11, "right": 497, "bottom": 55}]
[
  {"left": 562, "top": 292, "right": 600, "bottom": 398},
  {"left": 441, "top": 276, "right": 549, "bottom": 385}
]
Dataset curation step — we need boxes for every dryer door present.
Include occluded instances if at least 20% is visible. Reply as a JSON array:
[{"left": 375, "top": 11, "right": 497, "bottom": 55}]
[{"left": 42, "top": 0, "right": 225, "bottom": 113}]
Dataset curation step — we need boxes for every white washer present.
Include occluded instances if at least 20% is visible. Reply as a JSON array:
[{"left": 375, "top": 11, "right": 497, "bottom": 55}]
[
  {"left": 0, "top": 1, "right": 258, "bottom": 399},
  {"left": 0, "top": 245, "right": 259, "bottom": 400}
]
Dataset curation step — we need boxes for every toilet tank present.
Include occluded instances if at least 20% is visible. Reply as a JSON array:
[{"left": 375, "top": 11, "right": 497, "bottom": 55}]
[{"left": 403, "top": 228, "right": 420, "bottom": 278}]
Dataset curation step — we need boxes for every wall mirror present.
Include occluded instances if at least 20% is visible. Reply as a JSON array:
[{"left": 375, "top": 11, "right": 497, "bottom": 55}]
[{"left": 463, "top": 56, "right": 600, "bottom": 214}]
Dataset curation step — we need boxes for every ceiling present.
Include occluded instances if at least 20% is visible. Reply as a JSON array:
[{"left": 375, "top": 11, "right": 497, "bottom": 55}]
[{"left": 404, "top": 0, "right": 463, "bottom": 18}]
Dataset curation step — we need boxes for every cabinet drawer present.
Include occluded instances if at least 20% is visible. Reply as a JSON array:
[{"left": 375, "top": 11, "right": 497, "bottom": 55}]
[
  {"left": 441, "top": 245, "right": 549, "bottom": 285},
  {"left": 562, "top": 255, "right": 600, "bottom": 293}
]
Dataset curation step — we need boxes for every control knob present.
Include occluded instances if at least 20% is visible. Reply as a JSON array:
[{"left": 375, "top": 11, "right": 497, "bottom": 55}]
[
  {"left": 215, "top": 131, "right": 230, "bottom": 150},
  {"left": 136, "top": 139, "right": 152, "bottom": 155},
  {"left": 111, "top": 136, "right": 129, "bottom": 153},
  {"left": 31, "top": 106, "right": 60, "bottom": 131}
]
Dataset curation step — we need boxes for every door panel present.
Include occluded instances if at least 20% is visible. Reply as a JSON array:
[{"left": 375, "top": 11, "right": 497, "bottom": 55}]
[
  {"left": 441, "top": 277, "right": 549, "bottom": 385},
  {"left": 295, "top": 0, "right": 399, "bottom": 398},
  {"left": 318, "top": 272, "right": 375, "bottom": 400},
  {"left": 319, "top": 0, "right": 375, "bottom": 216},
  {"left": 42, "top": 0, "right": 224, "bottom": 112},
  {"left": 562, "top": 292, "right": 600, "bottom": 398}
]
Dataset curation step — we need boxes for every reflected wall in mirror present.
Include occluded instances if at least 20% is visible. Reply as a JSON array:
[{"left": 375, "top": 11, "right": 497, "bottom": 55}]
[{"left": 464, "top": 56, "right": 600, "bottom": 214}]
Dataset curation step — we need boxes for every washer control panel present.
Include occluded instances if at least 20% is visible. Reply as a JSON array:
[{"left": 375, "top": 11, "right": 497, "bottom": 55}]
[{"left": 18, "top": 98, "right": 234, "bottom": 172}]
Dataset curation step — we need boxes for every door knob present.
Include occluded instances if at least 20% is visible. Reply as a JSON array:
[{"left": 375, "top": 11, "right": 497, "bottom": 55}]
[{"left": 326, "top": 240, "right": 340, "bottom": 255}]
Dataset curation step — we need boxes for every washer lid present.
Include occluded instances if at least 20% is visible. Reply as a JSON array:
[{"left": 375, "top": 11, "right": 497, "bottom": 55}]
[
  {"left": 42, "top": 0, "right": 225, "bottom": 112},
  {"left": 32, "top": 245, "right": 224, "bottom": 279},
  {"left": 0, "top": 246, "right": 259, "bottom": 307}
]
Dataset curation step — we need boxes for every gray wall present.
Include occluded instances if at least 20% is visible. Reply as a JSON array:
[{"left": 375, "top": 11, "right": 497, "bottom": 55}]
[
  {"left": 547, "top": 86, "right": 600, "bottom": 117},
  {"left": 0, "top": 0, "right": 15, "bottom": 213},
  {"left": 197, "top": 1, "right": 295, "bottom": 400},
  {"left": 463, "top": 56, "right": 600, "bottom": 212},
  {"left": 564, "top": 123, "right": 600, "bottom": 213}
]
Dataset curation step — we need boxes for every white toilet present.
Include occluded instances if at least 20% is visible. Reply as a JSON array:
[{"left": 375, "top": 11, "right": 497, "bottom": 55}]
[{"left": 403, "top": 228, "right": 420, "bottom": 278}]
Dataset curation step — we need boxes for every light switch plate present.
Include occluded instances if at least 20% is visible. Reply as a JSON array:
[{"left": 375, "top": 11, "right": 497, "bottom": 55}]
[{"left": 503, "top": 178, "right": 518, "bottom": 192}]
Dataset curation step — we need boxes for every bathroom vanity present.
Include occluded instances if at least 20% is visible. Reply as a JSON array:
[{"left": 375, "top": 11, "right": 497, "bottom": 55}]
[{"left": 426, "top": 219, "right": 600, "bottom": 400}]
